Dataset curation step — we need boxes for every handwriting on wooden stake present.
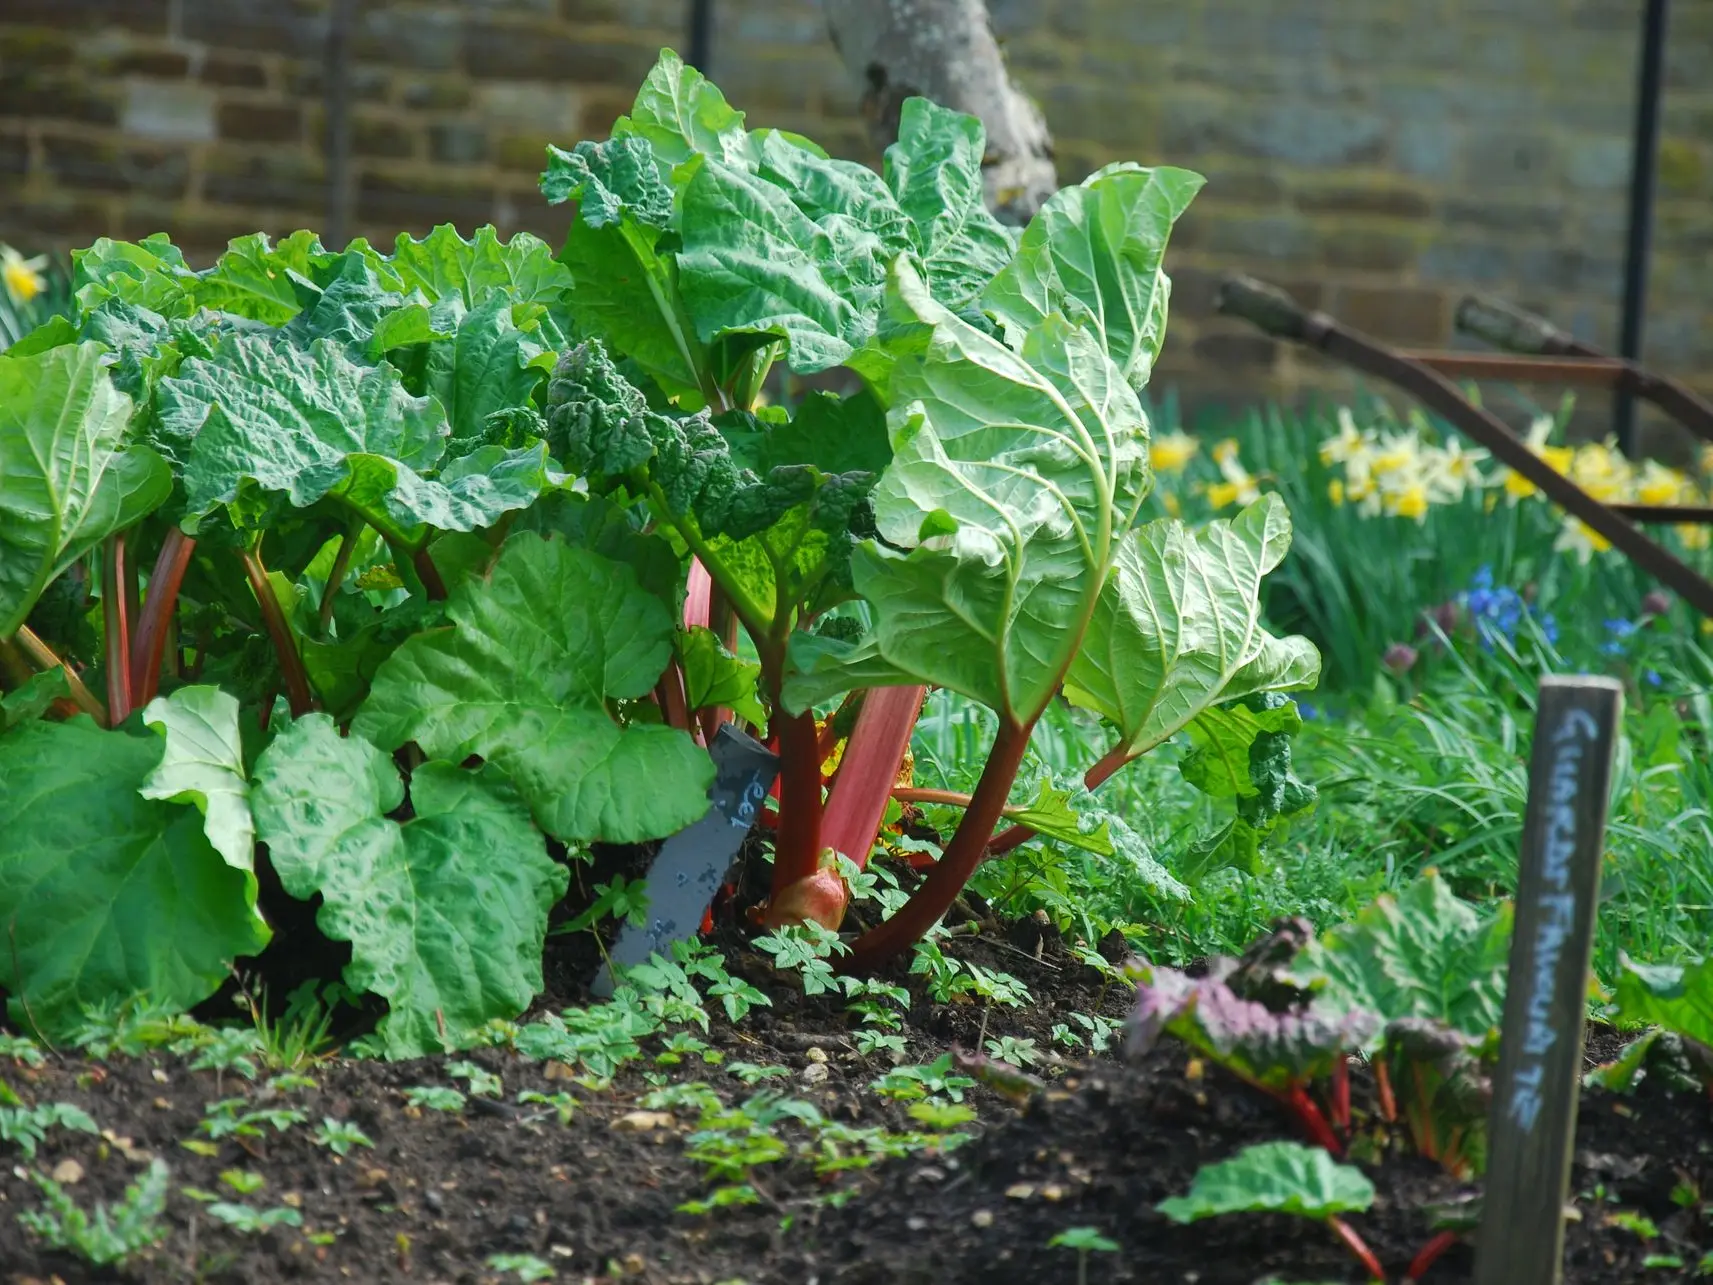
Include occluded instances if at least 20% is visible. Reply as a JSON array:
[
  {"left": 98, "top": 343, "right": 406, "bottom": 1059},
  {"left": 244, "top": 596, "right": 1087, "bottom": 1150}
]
[{"left": 1475, "top": 677, "right": 1622, "bottom": 1285}]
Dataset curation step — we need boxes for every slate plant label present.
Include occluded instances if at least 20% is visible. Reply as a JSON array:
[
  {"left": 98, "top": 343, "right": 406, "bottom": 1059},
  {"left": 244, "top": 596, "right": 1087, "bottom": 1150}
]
[
  {"left": 1475, "top": 675, "right": 1622, "bottom": 1285},
  {"left": 591, "top": 724, "right": 779, "bottom": 997}
]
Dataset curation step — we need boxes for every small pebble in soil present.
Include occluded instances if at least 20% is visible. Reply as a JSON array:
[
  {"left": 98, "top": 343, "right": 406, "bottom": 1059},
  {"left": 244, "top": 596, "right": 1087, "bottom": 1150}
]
[
  {"left": 971, "top": 1210, "right": 994, "bottom": 1229},
  {"left": 801, "top": 1063, "right": 829, "bottom": 1085},
  {"left": 805, "top": 1046, "right": 828, "bottom": 1063}
]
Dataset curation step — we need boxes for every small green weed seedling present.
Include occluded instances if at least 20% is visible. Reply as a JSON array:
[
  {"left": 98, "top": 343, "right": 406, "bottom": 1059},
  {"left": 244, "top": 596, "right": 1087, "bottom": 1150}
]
[
  {"left": 18, "top": 1157, "right": 170, "bottom": 1267},
  {"left": 726, "top": 1061, "right": 791, "bottom": 1086},
  {"left": 403, "top": 1085, "right": 467, "bottom": 1113},
  {"left": 486, "top": 1251, "right": 556, "bottom": 1282},
  {"left": 0, "top": 1033, "right": 45, "bottom": 1066},
  {"left": 551, "top": 873, "right": 649, "bottom": 937},
  {"left": 0, "top": 1100, "right": 99, "bottom": 1158},
  {"left": 984, "top": 1036, "right": 1040, "bottom": 1068},
  {"left": 199, "top": 1098, "right": 307, "bottom": 1141},
  {"left": 870, "top": 1055, "right": 977, "bottom": 1103},
  {"left": 311, "top": 1117, "right": 374, "bottom": 1156},
  {"left": 1048, "top": 1226, "right": 1120, "bottom": 1285},
  {"left": 445, "top": 1059, "right": 503, "bottom": 1097},
  {"left": 219, "top": 1168, "right": 266, "bottom": 1195},
  {"left": 753, "top": 924, "right": 846, "bottom": 997},
  {"left": 207, "top": 1201, "right": 303, "bottom": 1233}
]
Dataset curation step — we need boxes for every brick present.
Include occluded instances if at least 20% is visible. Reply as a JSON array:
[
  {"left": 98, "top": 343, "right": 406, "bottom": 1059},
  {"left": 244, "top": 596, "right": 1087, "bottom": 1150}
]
[
  {"left": 496, "top": 134, "right": 560, "bottom": 172},
  {"left": 1442, "top": 199, "right": 1564, "bottom": 236},
  {"left": 1293, "top": 184, "right": 1431, "bottom": 221},
  {"left": 41, "top": 134, "right": 191, "bottom": 197},
  {"left": 106, "top": 48, "right": 192, "bottom": 78},
  {"left": 0, "top": 28, "right": 77, "bottom": 67},
  {"left": 1462, "top": 131, "right": 1557, "bottom": 186},
  {"left": 398, "top": 78, "right": 474, "bottom": 111},
  {"left": 1319, "top": 229, "right": 1420, "bottom": 274},
  {"left": 351, "top": 113, "right": 418, "bottom": 160},
  {"left": 1515, "top": 247, "right": 1620, "bottom": 296},
  {"left": 1188, "top": 168, "right": 1284, "bottom": 208},
  {"left": 1393, "top": 118, "right": 1458, "bottom": 180},
  {"left": 356, "top": 169, "right": 500, "bottom": 233},
  {"left": 1332, "top": 285, "right": 1448, "bottom": 344},
  {"left": 560, "top": 0, "right": 686, "bottom": 24},
  {"left": 464, "top": 23, "right": 659, "bottom": 85},
  {"left": 474, "top": 82, "right": 584, "bottom": 137},
  {"left": 1177, "top": 212, "right": 1314, "bottom": 263},
  {"left": 122, "top": 81, "right": 216, "bottom": 142},
  {"left": 0, "top": 131, "right": 27, "bottom": 177},
  {"left": 203, "top": 147, "right": 325, "bottom": 211},
  {"left": 176, "top": 0, "right": 329, "bottom": 58},
  {"left": 202, "top": 56, "right": 269, "bottom": 89},
  {"left": 0, "top": 72, "right": 118, "bottom": 126},
  {"left": 1418, "top": 240, "right": 1515, "bottom": 287},
  {"left": 1564, "top": 135, "right": 1633, "bottom": 191},
  {"left": 1, "top": 0, "right": 169, "bottom": 33},
  {"left": 355, "top": 9, "right": 462, "bottom": 71},
  {"left": 285, "top": 65, "right": 390, "bottom": 103},
  {"left": 218, "top": 101, "right": 302, "bottom": 144},
  {"left": 0, "top": 194, "right": 112, "bottom": 247},
  {"left": 429, "top": 123, "right": 489, "bottom": 166}
]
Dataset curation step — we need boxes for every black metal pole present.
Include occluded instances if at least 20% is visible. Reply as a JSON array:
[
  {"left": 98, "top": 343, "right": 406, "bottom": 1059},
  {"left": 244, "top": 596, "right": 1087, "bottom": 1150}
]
[
  {"left": 1614, "top": 0, "right": 1670, "bottom": 457},
  {"left": 686, "top": 0, "right": 714, "bottom": 72}
]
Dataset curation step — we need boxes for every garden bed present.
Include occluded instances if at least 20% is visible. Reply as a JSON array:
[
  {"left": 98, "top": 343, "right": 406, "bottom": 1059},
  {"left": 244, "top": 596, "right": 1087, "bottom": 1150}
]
[{"left": 1, "top": 921, "right": 1702, "bottom": 1285}]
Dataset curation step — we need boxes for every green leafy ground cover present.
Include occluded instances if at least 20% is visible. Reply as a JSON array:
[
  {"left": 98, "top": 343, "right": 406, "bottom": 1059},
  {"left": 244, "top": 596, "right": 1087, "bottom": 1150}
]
[{"left": 3, "top": 44, "right": 1713, "bottom": 1285}]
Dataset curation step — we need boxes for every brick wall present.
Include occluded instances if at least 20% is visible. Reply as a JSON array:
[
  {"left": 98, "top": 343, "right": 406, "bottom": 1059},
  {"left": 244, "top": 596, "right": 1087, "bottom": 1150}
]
[{"left": 1, "top": 0, "right": 1708, "bottom": 445}]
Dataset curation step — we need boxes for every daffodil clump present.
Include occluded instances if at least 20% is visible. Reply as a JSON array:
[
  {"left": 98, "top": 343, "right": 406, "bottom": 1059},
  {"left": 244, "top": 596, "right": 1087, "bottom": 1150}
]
[{"left": 1305, "top": 405, "right": 1710, "bottom": 565}]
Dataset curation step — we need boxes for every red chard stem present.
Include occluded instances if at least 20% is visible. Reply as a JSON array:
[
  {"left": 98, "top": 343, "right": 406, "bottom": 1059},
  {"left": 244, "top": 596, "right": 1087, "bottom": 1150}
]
[{"left": 130, "top": 528, "right": 195, "bottom": 705}]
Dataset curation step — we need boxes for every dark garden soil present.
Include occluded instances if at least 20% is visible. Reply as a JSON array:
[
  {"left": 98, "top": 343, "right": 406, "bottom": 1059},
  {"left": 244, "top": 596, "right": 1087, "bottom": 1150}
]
[{"left": 2, "top": 899, "right": 1708, "bottom": 1285}]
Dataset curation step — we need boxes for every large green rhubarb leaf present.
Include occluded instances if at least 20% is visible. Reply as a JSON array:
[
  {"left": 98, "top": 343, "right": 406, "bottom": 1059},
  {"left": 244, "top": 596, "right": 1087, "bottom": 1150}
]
[
  {"left": 783, "top": 258, "right": 1149, "bottom": 721},
  {"left": 161, "top": 333, "right": 548, "bottom": 542},
  {"left": 0, "top": 718, "right": 270, "bottom": 1038},
  {"left": 883, "top": 98, "right": 1016, "bottom": 312},
  {"left": 356, "top": 224, "right": 571, "bottom": 315},
  {"left": 676, "top": 132, "right": 910, "bottom": 374},
  {"left": 138, "top": 686, "right": 260, "bottom": 922},
  {"left": 984, "top": 162, "right": 1205, "bottom": 389},
  {"left": 1066, "top": 494, "right": 1321, "bottom": 757},
  {"left": 1283, "top": 871, "right": 1512, "bottom": 1043},
  {"left": 194, "top": 230, "right": 328, "bottom": 325},
  {"left": 250, "top": 714, "right": 567, "bottom": 1059},
  {"left": 0, "top": 341, "right": 172, "bottom": 636},
  {"left": 611, "top": 47, "right": 750, "bottom": 175},
  {"left": 352, "top": 533, "right": 714, "bottom": 842},
  {"left": 417, "top": 294, "right": 544, "bottom": 453}
]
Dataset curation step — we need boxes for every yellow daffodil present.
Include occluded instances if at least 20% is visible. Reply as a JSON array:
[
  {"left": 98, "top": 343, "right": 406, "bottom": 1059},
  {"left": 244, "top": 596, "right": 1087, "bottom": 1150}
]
[
  {"left": 1554, "top": 516, "right": 1613, "bottom": 564},
  {"left": 1384, "top": 479, "right": 1431, "bottom": 523},
  {"left": 1319, "top": 407, "right": 1371, "bottom": 466},
  {"left": 1149, "top": 431, "right": 1200, "bottom": 474},
  {"left": 1501, "top": 415, "right": 1561, "bottom": 504},
  {"left": 1419, "top": 438, "right": 1490, "bottom": 503},
  {"left": 1679, "top": 523, "right": 1711, "bottom": 551},
  {"left": 1328, "top": 479, "right": 1345, "bottom": 507},
  {"left": 0, "top": 244, "right": 49, "bottom": 307},
  {"left": 1203, "top": 440, "right": 1260, "bottom": 510},
  {"left": 1636, "top": 460, "right": 1691, "bottom": 507}
]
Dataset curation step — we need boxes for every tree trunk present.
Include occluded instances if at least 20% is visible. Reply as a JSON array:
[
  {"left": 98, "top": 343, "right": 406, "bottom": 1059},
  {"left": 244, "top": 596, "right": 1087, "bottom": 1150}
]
[{"left": 823, "top": 0, "right": 1056, "bottom": 224}]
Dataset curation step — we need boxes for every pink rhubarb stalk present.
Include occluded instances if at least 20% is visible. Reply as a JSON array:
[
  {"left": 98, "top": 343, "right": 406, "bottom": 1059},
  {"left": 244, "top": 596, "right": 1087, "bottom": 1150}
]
[
  {"left": 102, "top": 533, "right": 134, "bottom": 726},
  {"left": 1327, "top": 1217, "right": 1387, "bottom": 1283},
  {"left": 840, "top": 717, "right": 1035, "bottom": 972},
  {"left": 130, "top": 528, "right": 196, "bottom": 706},
  {"left": 239, "top": 547, "right": 314, "bottom": 719}
]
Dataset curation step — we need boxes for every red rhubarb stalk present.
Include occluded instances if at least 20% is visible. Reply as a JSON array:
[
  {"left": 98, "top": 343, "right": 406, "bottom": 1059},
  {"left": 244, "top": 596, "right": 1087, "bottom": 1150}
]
[
  {"left": 130, "top": 528, "right": 195, "bottom": 705},
  {"left": 839, "top": 717, "right": 1034, "bottom": 972},
  {"left": 239, "top": 547, "right": 314, "bottom": 719},
  {"left": 1374, "top": 1058, "right": 1397, "bottom": 1122},
  {"left": 1280, "top": 1083, "right": 1344, "bottom": 1157},
  {"left": 1327, "top": 1216, "right": 1387, "bottom": 1283},
  {"left": 102, "top": 532, "right": 133, "bottom": 726},
  {"left": 1330, "top": 1052, "right": 1351, "bottom": 1133},
  {"left": 1407, "top": 1230, "right": 1460, "bottom": 1280}
]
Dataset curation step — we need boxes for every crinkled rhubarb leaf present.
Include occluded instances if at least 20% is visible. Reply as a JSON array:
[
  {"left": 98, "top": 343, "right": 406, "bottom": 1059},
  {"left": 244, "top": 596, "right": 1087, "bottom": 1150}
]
[
  {"left": 676, "top": 132, "right": 911, "bottom": 374},
  {"left": 138, "top": 685, "right": 258, "bottom": 903},
  {"left": 985, "top": 162, "right": 1205, "bottom": 390},
  {"left": 1000, "top": 776, "right": 1113, "bottom": 856},
  {"left": 1127, "top": 958, "right": 1378, "bottom": 1092},
  {"left": 1064, "top": 495, "right": 1321, "bottom": 756},
  {"left": 162, "top": 333, "right": 548, "bottom": 543},
  {"left": 194, "top": 230, "right": 328, "bottom": 325},
  {"left": 883, "top": 97, "right": 1016, "bottom": 313},
  {"left": 72, "top": 235, "right": 198, "bottom": 319},
  {"left": 677, "top": 626, "right": 767, "bottom": 729},
  {"left": 415, "top": 295, "right": 545, "bottom": 454},
  {"left": 355, "top": 223, "right": 572, "bottom": 317},
  {"left": 1156, "top": 1140, "right": 1375, "bottom": 1224},
  {"left": 0, "top": 341, "right": 172, "bottom": 635},
  {"left": 0, "top": 718, "right": 271, "bottom": 1038},
  {"left": 1284, "top": 871, "right": 1511, "bottom": 1042},
  {"left": 250, "top": 714, "right": 567, "bottom": 1059},
  {"left": 352, "top": 533, "right": 714, "bottom": 842},
  {"left": 783, "top": 258, "right": 1151, "bottom": 722}
]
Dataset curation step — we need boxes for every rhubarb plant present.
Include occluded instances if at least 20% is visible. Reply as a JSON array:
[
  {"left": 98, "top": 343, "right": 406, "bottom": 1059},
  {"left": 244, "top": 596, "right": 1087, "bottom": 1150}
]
[{"left": 0, "top": 46, "right": 1320, "bottom": 1048}]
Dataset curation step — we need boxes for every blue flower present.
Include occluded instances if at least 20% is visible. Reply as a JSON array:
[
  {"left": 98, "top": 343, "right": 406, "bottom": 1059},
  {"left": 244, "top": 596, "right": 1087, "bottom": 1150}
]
[
  {"left": 1298, "top": 701, "right": 1321, "bottom": 721},
  {"left": 1540, "top": 614, "right": 1559, "bottom": 646},
  {"left": 1646, "top": 669, "right": 1663, "bottom": 687},
  {"left": 1602, "top": 618, "right": 1639, "bottom": 657}
]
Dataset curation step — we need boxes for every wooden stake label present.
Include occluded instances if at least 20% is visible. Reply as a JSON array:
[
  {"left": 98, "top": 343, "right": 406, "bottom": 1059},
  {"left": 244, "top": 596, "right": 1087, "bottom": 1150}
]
[{"left": 1475, "top": 675, "right": 1623, "bottom": 1285}]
